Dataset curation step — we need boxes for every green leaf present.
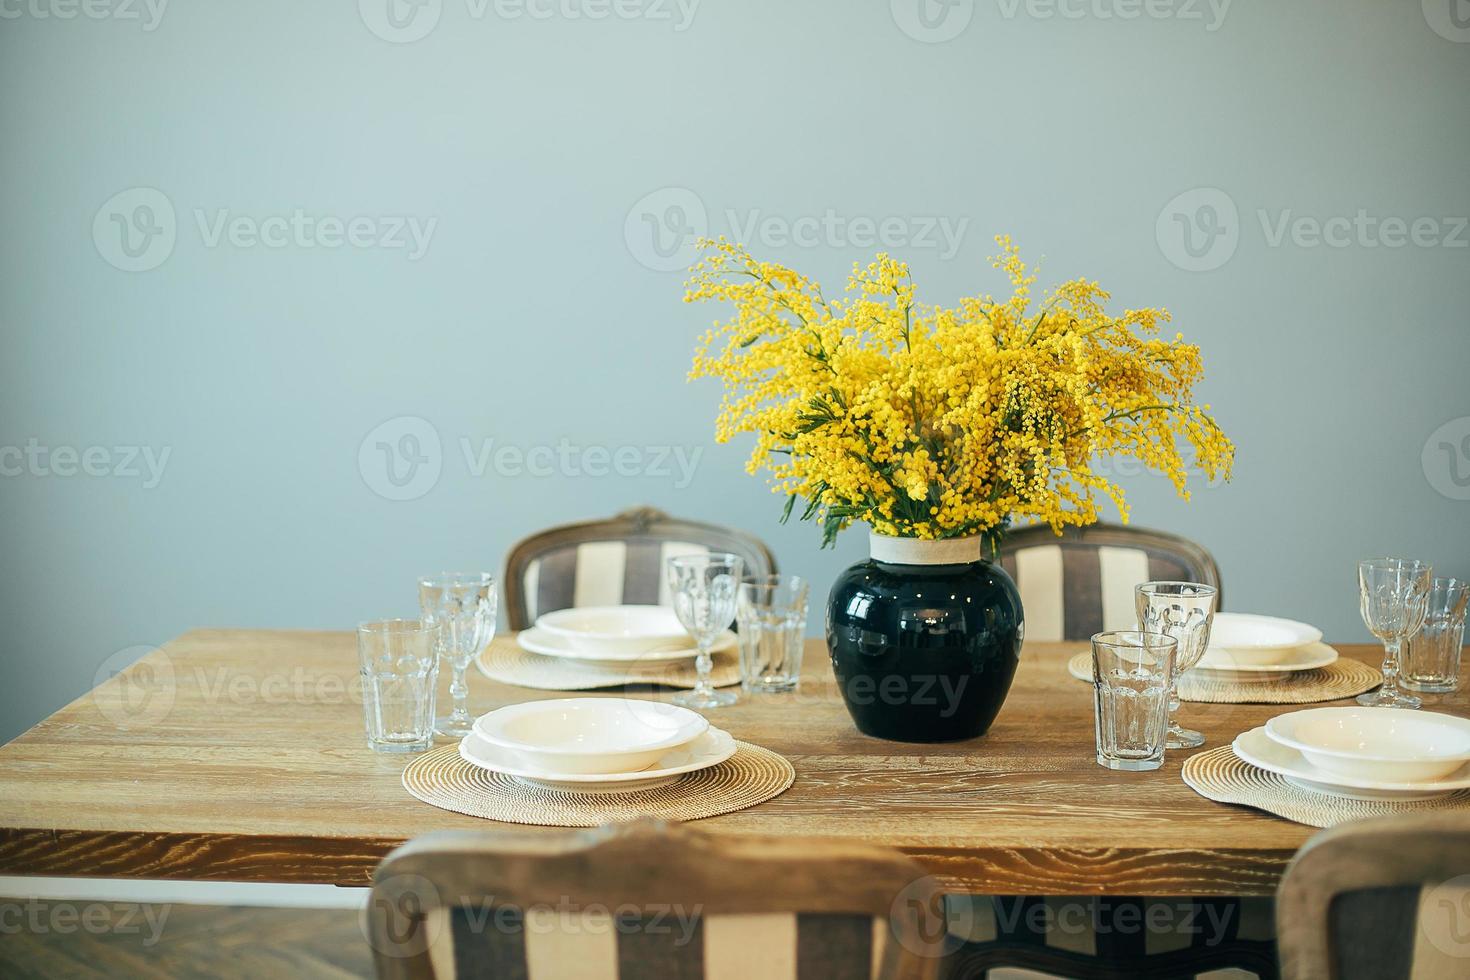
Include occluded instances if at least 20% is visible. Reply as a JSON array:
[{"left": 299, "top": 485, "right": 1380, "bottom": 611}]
[{"left": 780, "top": 493, "right": 797, "bottom": 524}]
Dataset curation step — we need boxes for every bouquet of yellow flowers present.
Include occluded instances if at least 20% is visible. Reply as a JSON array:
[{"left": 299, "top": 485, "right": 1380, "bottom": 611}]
[{"left": 686, "top": 236, "right": 1234, "bottom": 549}]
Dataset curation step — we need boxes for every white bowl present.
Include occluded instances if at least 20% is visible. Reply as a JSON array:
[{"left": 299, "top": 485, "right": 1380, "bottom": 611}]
[
  {"left": 1206, "top": 613, "right": 1323, "bottom": 663},
  {"left": 459, "top": 727, "right": 738, "bottom": 792},
  {"left": 473, "top": 698, "right": 708, "bottom": 775},
  {"left": 535, "top": 605, "right": 691, "bottom": 656},
  {"left": 1265, "top": 707, "right": 1470, "bottom": 782},
  {"left": 1194, "top": 641, "right": 1339, "bottom": 680}
]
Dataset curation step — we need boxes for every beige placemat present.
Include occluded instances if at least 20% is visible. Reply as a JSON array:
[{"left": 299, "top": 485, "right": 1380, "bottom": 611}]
[
  {"left": 402, "top": 741, "right": 794, "bottom": 827},
  {"left": 1065, "top": 651, "right": 1380, "bottom": 704},
  {"left": 476, "top": 635, "right": 741, "bottom": 691},
  {"left": 1181, "top": 745, "right": 1470, "bottom": 827}
]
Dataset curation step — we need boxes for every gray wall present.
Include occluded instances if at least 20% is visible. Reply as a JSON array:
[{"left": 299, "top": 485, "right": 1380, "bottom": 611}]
[{"left": 3, "top": 1, "right": 1468, "bottom": 743}]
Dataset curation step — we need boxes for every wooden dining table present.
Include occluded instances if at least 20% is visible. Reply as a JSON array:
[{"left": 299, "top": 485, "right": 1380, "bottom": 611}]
[{"left": 0, "top": 630, "right": 1455, "bottom": 897}]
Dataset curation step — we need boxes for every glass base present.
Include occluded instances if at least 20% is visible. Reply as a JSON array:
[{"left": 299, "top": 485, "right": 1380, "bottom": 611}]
[
  {"left": 1403, "top": 678, "right": 1458, "bottom": 694},
  {"left": 1166, "top": 724, "right": 1205, "bottom": 749},
  {"left": 672, "top": 688, "right": 739, "bottom": 709},
  {"left": 1357, "top": 688, "right": 1422, "bottom": 709},
  {"left": 1097, "top": 753, "right": 1163, "bottom": 772},
  {"left": 367, "top": 737, "right": 433, "bottom": 753},
  {"left": 434, "top": 717, "right": 475, "bottom": 737},
  {"left": 743, "top": 679, "right": 799, "bottom": 695}
]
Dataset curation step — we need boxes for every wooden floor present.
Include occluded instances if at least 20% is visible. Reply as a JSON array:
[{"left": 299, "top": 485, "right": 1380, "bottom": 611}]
[{"left": 0, "top": 901, "right": 371, "bottom": 979}]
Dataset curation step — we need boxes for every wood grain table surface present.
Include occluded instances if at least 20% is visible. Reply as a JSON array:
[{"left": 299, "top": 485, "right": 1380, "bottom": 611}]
[{"left": 1, "top": 630, "right": 1462, "bottom": 896}]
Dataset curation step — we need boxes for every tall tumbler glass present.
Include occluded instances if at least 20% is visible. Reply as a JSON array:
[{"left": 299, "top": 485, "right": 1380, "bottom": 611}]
[
  {"left": 1403, "top": 577, "right": 1470, "bottom": 694},
  {"left": 419, "top": 572, "right": 497, "bottom": 738},
  {"left": 1135, "top": 581, "right": 1218, "bottom": 750},
  {"left": 1092, "top": 630, "right": 1177, "bottom": 772},
  {"left": 736, "top": 575, "right": 809, "bottom": 694},
  {"left": 358, "top": 619, "right": 441, "bottom": 753}
]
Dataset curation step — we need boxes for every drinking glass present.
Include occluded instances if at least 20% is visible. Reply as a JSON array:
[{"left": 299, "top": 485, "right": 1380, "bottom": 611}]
[
  {"left": 419, "top": 572, "right": 497, "bottom": 737},
  {"left": 1402, "top": 577, "right": 1469, "bottom": 694},
  {"left": 1357, "top": 558, "right": 1433, "bottom": 709},
  {"left": 358, "top": 619, "right": 441, "bottom": 753},
  {"left": 1092, "top": 630, "right": 1177, "bottom": 772},
  {"left": 1135, "top": 581, "right": 1218, "bottom": 750},
  {"left": 666, "top": 553, "right": 743, "bottom": 709},
  {"left": 736, "top": 575, "right": 809, "bottom": 694}
]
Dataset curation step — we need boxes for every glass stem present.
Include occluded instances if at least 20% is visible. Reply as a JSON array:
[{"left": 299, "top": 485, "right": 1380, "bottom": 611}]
[
  {"left": 1168, "top": 678, "right": 1182, "bottom": 730},
  {"left": 449, "top": 664, "right": 469, "bottom": 721},
  {"left": 693, "top": 643, "right": 714, "bottom": 698},
  {"left": 1380, "top": 638, "right": 1402, "bottom": 697}
]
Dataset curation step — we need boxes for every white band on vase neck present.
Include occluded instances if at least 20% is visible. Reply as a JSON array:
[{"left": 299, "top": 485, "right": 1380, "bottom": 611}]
[{"left": 868, "top": 532, "right": 984, "bottom": 565}]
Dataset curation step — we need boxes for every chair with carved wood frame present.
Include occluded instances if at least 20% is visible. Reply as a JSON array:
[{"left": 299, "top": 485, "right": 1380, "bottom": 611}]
[
  {"left": 1277, "top": 813, "right": 1470, "bottom": 979},
  {"left": 367, "top": 819, "right": 946, "bottom": 980},
  {"left": 503, "top": 506, "right": 778, "bottom": 630},
  {"left": 997, "top": 521, "right": 1224, "bottom": 642}
]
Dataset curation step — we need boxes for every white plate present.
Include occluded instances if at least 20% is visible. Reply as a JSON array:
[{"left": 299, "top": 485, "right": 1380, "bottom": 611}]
[
  {"left": 1233, "top": 726, "right": 1470, "bottom": 800},
  {"left": 473, "top": 698, "right": 707, "bottom": 775},
  {"left": 535, "top": 605, "right": 691, "bottom": 656},
  {"left": 1264, "top": 706, "right": 1470, "bottom": 782},
  {"left": 516, "top": 626, "right": 734, "bottom": 665},
  {"left": 458, "top": 727, "right": 738, "bottom": 792},
  {"left": 1205, "top": 613, "right": 1323, "bottom": 663},
  {"left": 1194, "top": 641, "right": 1339, "bottom": 682}
]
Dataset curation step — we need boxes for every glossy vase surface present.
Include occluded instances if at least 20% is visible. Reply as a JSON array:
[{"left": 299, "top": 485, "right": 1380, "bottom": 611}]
[{"left": 826, "top": 534, "right": 1023, "bottom": 743}]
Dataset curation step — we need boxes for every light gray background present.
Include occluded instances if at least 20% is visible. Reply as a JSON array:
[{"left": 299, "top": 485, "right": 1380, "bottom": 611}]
[{"left": 2, "top": 1, "right": 1468, "bottom": 743}]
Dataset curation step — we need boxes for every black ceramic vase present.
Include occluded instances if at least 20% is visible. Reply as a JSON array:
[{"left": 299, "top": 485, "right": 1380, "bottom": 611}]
[{"left": 826, "top": 533, "right": 1024, "bottom": 743}]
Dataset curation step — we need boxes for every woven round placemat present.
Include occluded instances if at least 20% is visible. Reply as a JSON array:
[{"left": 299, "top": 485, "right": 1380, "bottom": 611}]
[
  {"left": 1065, "top": 651, "right": 1380, "bottom": 704},
  {"left": 476, "top": 635, "right": 741, "bottom": 691},
  {"left": 1181, "top": 745, "right": 1470, "bottom": 827},
  {"left": 402, "top": 741, "right": 794, "bottom": 827}
]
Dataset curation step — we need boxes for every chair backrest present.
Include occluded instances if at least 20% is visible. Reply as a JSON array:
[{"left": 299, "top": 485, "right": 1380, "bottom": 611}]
[
  {"left": 997, "top": 522, "right": 1222, "bottom": 642},
  {"left": 1276, "top": 813, "right": 1470, "bottom": 979},
  {"left": 367, "top": 820, "right": 945, "bottom": 980},
  {"left": 503, "top": 507, "right": 778, "bottom": 630}
]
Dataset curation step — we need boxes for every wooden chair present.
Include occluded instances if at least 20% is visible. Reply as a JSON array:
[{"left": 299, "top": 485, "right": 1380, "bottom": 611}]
[
  {"left": 1277, "top": 813, "right": 1470, "bottom": 979},
  {"left": 997, "top": 522, "right": 1224, "bottom": 642},
  {"left": 366, "top": 819, "right": 946, "bottom": 980},
  {"left": 503, "top": 507, "right": 778, "bottom": 630}
]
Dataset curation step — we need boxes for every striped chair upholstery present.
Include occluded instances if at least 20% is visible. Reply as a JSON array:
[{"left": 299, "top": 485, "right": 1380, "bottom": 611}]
[
  {"left": 367, "top": 820, "right": 945, "bottom": 980},
  {"left": 503, "top": 507, "right": 778, "bottom": 630},
  {"left": 997, "top": 523, "right": 1223, "bottom": 642},
  {"left": 1277, "top": 813, "right": 1470, "bottom": 979},
  {"left": 944, "top": 894, "right": 1277, "bottom": 979}
]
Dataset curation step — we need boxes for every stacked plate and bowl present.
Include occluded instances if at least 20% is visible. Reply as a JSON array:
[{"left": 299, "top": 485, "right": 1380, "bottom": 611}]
[
  {"left": 516, "top": 604, "right": 735, "bottom": 667},
  {"left": 459, "top": 696, "right": 737, "bottom": 792},
  {"left": 1233, "top": 706, "right": 1470, "bottom": 801},
  {"left": 1193, "top": 612, "right": 1337, "bottom": 683}
]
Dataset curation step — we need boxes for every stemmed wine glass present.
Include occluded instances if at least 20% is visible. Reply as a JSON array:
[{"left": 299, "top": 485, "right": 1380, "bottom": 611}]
[
  {"left": 1135, "top": 581, "right": 1218, "bottom": 749},
  {"left": 418, "top": 572, "right": 497, "bottom": 737},
  {"left": 666, "top": 553, "right": 743, "bottom": 709},
  {"left": 1357, "top": 558, "right": 1433, "bottom": 709}
]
